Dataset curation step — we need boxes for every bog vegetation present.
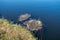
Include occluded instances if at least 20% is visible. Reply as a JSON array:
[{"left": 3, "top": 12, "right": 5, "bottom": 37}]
[{"left": 0, "top": 18, "right": 37, "bottom": 40}]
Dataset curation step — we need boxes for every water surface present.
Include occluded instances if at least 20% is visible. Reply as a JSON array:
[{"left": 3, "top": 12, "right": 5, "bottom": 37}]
[{"left": 0, "top": 0, "right": 60, "bottom": 40}]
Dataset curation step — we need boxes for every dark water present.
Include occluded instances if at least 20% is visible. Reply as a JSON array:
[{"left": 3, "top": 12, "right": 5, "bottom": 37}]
[{"left": 0, "top": 0, "right": 60, "bottom": 40}]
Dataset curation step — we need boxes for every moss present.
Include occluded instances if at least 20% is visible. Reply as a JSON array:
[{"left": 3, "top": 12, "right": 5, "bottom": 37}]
[{"left": 0, "top": 18, "right": 37, "bottom": 40}]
